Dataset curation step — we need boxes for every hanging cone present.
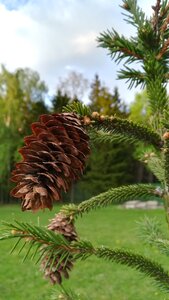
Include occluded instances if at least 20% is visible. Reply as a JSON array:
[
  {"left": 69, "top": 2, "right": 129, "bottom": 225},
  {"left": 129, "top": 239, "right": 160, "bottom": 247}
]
[
  {"left": 10, "top": 113, "right": 90, "bottom": 211},
  {"left": 47, "top": 212, "right": 78, "bottom": 241},
  {"left": 41, "top": 256, "right": 74, "bottom": 285},
  {"left": 41, "top": 213, "right": 78, "bottom": 284}
]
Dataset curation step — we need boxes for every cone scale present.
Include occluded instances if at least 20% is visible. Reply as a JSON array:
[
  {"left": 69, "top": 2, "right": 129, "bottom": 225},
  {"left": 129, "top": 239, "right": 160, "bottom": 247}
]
[{"left": 11, "top": 113, "right": 90, "bottom": 211}]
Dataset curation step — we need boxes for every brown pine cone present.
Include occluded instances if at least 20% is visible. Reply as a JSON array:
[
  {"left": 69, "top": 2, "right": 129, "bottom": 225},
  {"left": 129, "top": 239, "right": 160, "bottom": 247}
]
[
  {"left": 48, "top": 212, "right": 78, "bottom": 241},
  {"left": 10, "top": 113, "right": 90, "bottom": 211},
  {"left": 41, "top": 254, "right": 74, "bottom": 285},
  {"left": 41, "top": 213, "right": 77, "bottom": 284}
]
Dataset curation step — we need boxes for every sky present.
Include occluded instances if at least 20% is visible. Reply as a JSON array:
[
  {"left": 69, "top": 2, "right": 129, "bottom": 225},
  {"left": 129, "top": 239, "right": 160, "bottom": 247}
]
[{"left": 0, "top": 0, "right": 155, "bottom": 105}]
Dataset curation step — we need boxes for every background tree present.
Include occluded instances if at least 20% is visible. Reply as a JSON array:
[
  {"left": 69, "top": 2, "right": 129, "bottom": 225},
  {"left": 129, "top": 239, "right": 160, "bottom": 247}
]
[
  {"left": 51, "top": 89, "right": 71, "bottom": 113},
  {"left": 89, "top": 74, "right": 127, "bottom": 116},
  {"left": 129, "top": 90, "right": 151, "bottom": 124},
  {"left": 79, "top": 75, "right": 137, "bottom": 198},
  {"left": 57, "top": 71, "right": 89, "bottom": 100},
  {"left": 129, "top": 90, "right": 155, "bottom": 182}
]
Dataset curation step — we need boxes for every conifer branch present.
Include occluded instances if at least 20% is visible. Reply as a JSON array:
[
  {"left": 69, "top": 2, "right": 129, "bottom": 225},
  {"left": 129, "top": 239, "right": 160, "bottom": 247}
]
[
  {"left": 156, "top": 38, "right": 169, "bottom": 59},
  {"left": 0, "top": 221, "right": 69, "bottom": 250},
  {"left": 61, "top": 184, "right": 162, "bottom": 219},
  {"left": 151, "top": 0, "right": 162, "bottom": 32},
  {"left": 121, "top": 0, "right": 147, "bottom": 28},
  {"left": 2, "top": 223, "right": 169, "bottom": 293},
  {"left": 118, "top": 67, "right": 146, "bottom": 89},
  {"left": 138, "top": 217, "right": 169, "bottom": 256},
  {"left": 160, "top": 2, "right": 169, "bottom": 21},
  {"left": 0, "top": 221, "right": 75, "bottom": 284},
  {"left": 143, "top": 152, "right": 165, "bottom": 183},
  {"left": 146, "top": 77, "right": 168, "bottom": 117},
  {"left": 63, "top": 100, "right": 91, "bottom": 116},
  {"left": 163, "top": 137, "right": 169, "bottom": 192},
  {"left": 138, "top": 216, "right": 164, "bottom": 246},
  {"left": 160, "top": 13, "right": 169, "bottom": 34},
  {"left": 0, "top": 220, "right": 74, "bottom": 265},
  {"left": 95, "top": 247, "right": 169, "bottom": 292},
  {"left": 88, "top": 129, "right": 135, "bottom": 145},
  {"left": 89, "top": 116, "right": 162, "bottom": 149},
  {"left": 98, "top": 30, "right": 143, "bottom": 64},
  {"left": 63, "top": 103, "right": 162, "bottom": 148}
]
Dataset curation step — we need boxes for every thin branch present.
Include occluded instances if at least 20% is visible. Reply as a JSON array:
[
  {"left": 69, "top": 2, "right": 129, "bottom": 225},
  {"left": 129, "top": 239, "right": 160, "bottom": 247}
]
[
  {"left": 61, "top": 184, "right": 162, "bottom": 219},
  {"left": 95, "top": 247, "right": 169, "bottom": 292},
  {"left": 2, "top": 221, "right": 169, "bottom": 292},
  {"left": 156, "top": 38, "right": 169, "bottom": 59},
  {"left": 88, "top": 116, "right": 163, "bottom": 149}
]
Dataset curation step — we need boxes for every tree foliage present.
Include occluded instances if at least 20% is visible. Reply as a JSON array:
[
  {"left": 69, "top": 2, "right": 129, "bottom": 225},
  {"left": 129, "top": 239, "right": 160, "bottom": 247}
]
[{"left": 57, "top": 71, "right": 89, "bottom": 100}]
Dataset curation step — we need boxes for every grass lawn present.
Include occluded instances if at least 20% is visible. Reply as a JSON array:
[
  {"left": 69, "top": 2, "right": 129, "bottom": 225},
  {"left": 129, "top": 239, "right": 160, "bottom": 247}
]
[{"left": 0, "top": 204, "right": 169, "bottom": 300}]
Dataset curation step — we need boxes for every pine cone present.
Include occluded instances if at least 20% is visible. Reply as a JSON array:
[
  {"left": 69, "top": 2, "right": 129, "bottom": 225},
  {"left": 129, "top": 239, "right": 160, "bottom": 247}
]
[
  {"left": 10, "top": 113, "right": 90, "bottom": 211},
  {"left": 48, "top": 212, "right": 78, "bottom": 242},
  {"left": 41, "top": 213, "right": 77, "bottom": 284},
  {"left": 41, "top": 255, "right": 74, "bottom": 285}
]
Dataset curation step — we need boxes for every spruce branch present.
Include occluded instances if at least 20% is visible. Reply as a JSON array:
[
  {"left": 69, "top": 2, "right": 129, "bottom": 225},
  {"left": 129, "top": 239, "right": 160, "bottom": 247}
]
[
  {"left": 156, "top": 38, "right": 169, "bottom": 59},
  {"left": 160, "top": 13, "right": 169, "bottom": 34},
  {"left": 160, "top": 135, "right": 169, "bottom": 226},
  {"left": 51, "top": 286, "right": 86, "bottom": 300},
  {"left": 89, "top": 115, "right": 162, "bottom": 149},
  {"left": 88, "top": 128, "right": 135, "bottom": 146},
  {"left": 95, "top": 247, "right": 169, "bottom": 293},
  {"left": 98, "top": 30, "right": 143, "bottom": 64},
  {"left": 61, "top": 184, "right": 162, "bottom": 219},
  {"left": 142, "top": 152, "right": 165, "bottom": 183},
  {"left": 98, "top": 1, "right": 169, "bottom": 120},
  {"left": 151, "top": 0, "right": 162, "bottom": 32},
  {"left": 162, "top": 109, "right": 169, "bottom": 129},
  {"left": 63, "top": 103, "right": 162, "bottom": 148},
  {"left": 121, "top": 0, "right": 147, "bottom": 28},
  {"left": 163, "top": 137, "right": 169, "bottom": 188},
  {"left": 146, "top": 75, "right": 168, "bottom": 118},
  {"left": 3, "top": 222, "right": 169, "bottom": 293},
  {"left": 0, "top": 220, "right": 69, "bottom": 249},
  {"left": 0, "top": 220, "right": 76, "bottom": 285},
  {"left": 160, "top": 1, "right": 169, "bottom": 20},
  {"left": 118, "top": 67, "right": 146, "bottom": 89},
  {"left": 62, "top": 101, "right": 91, "bottom": 117},
  {"left": 138, "top": 216, "right": 164, "bottom": 247},
  {"left": 0, "top": 221, "right": 71, "bottom": 264},
  {"left": 138, "top": 217, "right": 169, "bottom": 257}
]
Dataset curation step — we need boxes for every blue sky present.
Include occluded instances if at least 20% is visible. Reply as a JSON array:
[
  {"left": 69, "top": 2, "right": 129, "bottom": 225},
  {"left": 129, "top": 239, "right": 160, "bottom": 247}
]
[
  {"left": 0, "top": 0, "right": 154, "bottom": 104},
  {"left": 0, "top": 0, "right": 29, "bottom": 10}
]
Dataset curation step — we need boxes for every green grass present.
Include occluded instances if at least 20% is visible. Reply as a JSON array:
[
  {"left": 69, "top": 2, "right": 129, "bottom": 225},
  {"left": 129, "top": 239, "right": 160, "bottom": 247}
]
[{"left": 0, "top": 204, "right": 169, "bottom": 300}]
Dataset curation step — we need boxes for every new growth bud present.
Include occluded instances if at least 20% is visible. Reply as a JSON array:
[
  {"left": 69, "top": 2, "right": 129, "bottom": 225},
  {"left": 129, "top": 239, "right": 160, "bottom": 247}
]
[{"left": 163, "top": 132, "right": 169, "bottom": 140}]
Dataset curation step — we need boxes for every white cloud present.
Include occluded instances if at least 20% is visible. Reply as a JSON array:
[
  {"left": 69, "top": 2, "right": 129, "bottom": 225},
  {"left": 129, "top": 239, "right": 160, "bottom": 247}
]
[
  {"left": 0, "top": 0, "right": 157, "bottom": 103},
  {"left": 0, "top": 3, "right": 37, "bottom": 69},
  {"left": 73, "top": 32, "right": 97, "bottom": 55}
]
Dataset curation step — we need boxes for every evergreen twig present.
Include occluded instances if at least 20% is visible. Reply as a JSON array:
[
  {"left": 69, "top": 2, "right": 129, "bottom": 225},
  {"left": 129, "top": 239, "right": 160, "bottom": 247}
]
[
  {"left": 90, "top": 116, "right": 162, "bottom": 149},
  {"left": 121, "top": 0, "right": 147, "bottom": 28},
  {"left": 2, "top": 222, "right": 169, "bottom": 293},
  {"left": 95, "top": 247, "right": 169, "bottom": 293},
  {"left": 138, "top": 216, "right": 169, "bottom": 256},
  {"left": 98, "top": 30, "right": 143, "bottom": 64},
  {"left": 61, "top": 184, "right": 162, "bottom": 219}
]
